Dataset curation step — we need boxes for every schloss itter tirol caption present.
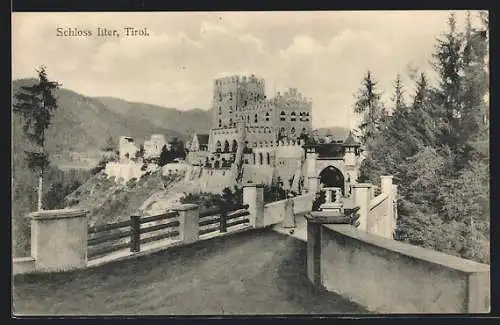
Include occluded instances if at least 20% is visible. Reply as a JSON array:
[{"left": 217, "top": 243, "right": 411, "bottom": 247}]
[{"left": 56, "top": 27, "right": 150, "bottom": 37}]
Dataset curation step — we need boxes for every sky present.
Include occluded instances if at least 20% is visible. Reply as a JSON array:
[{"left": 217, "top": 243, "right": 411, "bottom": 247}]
[{"left": 12, "top": 11, "right": 484, "bottom": 129}]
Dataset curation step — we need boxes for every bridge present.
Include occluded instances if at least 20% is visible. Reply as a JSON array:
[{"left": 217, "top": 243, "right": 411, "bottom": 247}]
[{"left": 13, "top": 177, "right": 491, "bottom": 315}]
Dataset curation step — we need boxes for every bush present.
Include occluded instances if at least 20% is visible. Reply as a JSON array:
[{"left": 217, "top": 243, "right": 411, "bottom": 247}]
[
  {"left": 263, "top": 184, "right": 287, "bottom": 204},
  {"left": 126, "top": 177, "right": 137, "bottom": 188},
  {"left": 312, "top": 190, "right": 326, "bottom": 211}
]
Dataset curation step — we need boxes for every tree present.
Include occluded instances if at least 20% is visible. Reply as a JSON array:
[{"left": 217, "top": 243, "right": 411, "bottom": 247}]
[
  {"left": 136, "top": 144, "right": 145, "bottom": 159},
  {"left": 353, "top": 70, "right": 385, "bottom": 144},
  {"left": 13, "top": 66, "right": 61, "bottom": 211},
  {"left": 102, "top": 136, "right": 116, "bottom": 152},
  {"left": 432, "top": 13, "right": 465, "bottom": 152},
  {"left": 391, "top": 74, "right": 406, "bottom": 113}
]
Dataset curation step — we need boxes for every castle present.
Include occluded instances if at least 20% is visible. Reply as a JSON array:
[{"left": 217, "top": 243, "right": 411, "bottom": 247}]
[{"left": 186, "top": 74, "right": 363, "bottom": 194}]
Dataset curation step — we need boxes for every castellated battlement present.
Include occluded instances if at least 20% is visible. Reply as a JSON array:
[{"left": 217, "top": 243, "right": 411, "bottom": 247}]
[
  {"left": 211, "top": 126, "right": 240, "bottom": 136},
  {"left": 249, "top": 138, "right": 305, "bottom": 149},
  {"left": 214, "top": 74, "right": 265, "bottom": 89},
  {"left": 275, "top": 88, "right": 313, "bottom": 107}
]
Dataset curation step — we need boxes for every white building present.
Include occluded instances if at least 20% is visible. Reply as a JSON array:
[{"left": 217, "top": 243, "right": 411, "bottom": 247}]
[{"left": 144, "top": 134, "right": 168, "bottom": 160}]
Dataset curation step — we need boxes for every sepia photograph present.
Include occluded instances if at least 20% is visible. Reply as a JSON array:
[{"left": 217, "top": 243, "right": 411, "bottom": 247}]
[{"left": 11, "top": 10, "right": 490, "bottom": 316}]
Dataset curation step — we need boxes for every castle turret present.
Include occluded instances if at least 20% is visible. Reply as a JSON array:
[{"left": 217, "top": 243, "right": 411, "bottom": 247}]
[
  {"left": 342, "top": 131, "right": 361, "bottom": 185},
  {"left": 305, "top": 145, "right": 319, "bottom": 194}
]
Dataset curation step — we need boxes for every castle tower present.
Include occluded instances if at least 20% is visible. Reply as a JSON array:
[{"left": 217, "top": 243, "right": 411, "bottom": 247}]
[
  {"left": 342, "top": 131, "right": 361, "bottom": 184},
  {"left": 211, "top": 75, "right": 266, "bottom": 130},
  {"left": 305, "top": 145, "right": 319, "bottom": 194}
]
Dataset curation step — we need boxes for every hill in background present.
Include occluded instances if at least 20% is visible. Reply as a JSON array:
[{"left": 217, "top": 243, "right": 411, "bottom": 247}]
[
  {"left": 96, "top": 97, "right": 212, "bottom": 137},
  {"left": 315, "top": 126, "right": 350, "bottom": 140}
]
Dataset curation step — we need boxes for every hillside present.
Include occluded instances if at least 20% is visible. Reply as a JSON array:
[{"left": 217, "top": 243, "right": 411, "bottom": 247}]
[
  {"left": 12, "top": 79, "right": 187, "bottom": 157},
  {"left": 95, "top": 97, "right": 212, "bottom": 138},
  {"left": 316, "top": 127, "right": 350, "bottom": 141}
]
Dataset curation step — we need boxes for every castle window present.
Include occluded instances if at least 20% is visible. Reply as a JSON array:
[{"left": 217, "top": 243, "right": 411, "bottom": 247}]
[
  {"left": 244, "top": 100, "right": 248, "bottom": 106},
  {"left": 229, "top": 118, "right": 233, "bottom": 126},
  {"left": 259, "top": 152, "right": 263, "bottom": 165},
  {"left": 280, "top": 111, "right": 286, "bottom": 121},
  {"left": 247, "top": 115, "right": 250, "bottom": 123},
  {"left": 218, "top": 107, "right": 222, "bottom": 115},
  {"left": 266, "top": 153, "right": 270, "bottom": 165},
  {"left": 265, "top": 112, "right": 270, "bottom": 122},
  {"left": 291, "top": 127, "right": 296, "bottom": 135},
  {"left": 215, "top": 141, "right": 222, "bottom": 153},
  {"left": 229, "top": 92, "right": 233, "bottom": 100},
  {"left": 254, "top": 114, "right": 258, "bottom": 123},
  {"left": 218, "top": 119, "right": 222, "bottom": 128},
  {"left": 291, "top": 112, "right": 296, "bottom": 121}
]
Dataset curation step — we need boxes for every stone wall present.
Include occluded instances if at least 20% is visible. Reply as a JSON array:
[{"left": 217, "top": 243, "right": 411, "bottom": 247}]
[
  {"left": 105, "top": 162, "right": 145, "bottom": 183},
  {"left": 312, "top": 223, "right": 490, "bottom": 314}
]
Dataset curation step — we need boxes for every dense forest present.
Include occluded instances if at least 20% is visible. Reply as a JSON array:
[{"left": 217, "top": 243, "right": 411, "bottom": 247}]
[{"left": 353, "top": 12, "right": 489, "bottom": 263}]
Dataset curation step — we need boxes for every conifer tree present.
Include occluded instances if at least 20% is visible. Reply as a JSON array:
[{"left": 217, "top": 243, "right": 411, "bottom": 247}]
[
  {"left": 353, "top": 70, "right": 384, "bottom": 144},
  {"left": 432, "top": 13, "right": 465, "bottom": 153},
  {"left": 391, "top": 73, "right": 406, "bottom": 113},
  {"left": 13, "top": 66, "right": 61, "bottom": 211}
]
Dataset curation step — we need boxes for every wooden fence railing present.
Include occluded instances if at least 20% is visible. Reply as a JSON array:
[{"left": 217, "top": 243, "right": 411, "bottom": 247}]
[
  {"left": 87, "top": 203, "right": 251, "bottom": 260},
  {"left": 87, "top": 210, "right": 180, "bottom": 260},
  {"left": 198, "top": 203, "right": 250, "bottom": 236}
]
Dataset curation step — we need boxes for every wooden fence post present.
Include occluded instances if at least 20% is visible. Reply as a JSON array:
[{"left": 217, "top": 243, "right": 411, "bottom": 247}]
[
  {"left": 220, "top": 207, "right": 228, "bottom": 233},
  {"left": 130, "top": 215, "right": 141, "bottom": 253}
]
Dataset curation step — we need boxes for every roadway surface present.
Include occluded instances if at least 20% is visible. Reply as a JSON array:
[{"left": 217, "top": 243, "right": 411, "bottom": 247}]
[{"left": 13, "top": 228, "right": 368, "bottom": 316}]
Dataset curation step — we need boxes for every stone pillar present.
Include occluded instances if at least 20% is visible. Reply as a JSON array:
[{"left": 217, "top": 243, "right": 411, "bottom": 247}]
[
  {"left": 380, "top": 176, "right": 394, "bottom": 239},
  {"left": 305, "top": 210, "right": 347, "bottom": 287},
  {"left": 352, "top": 183, "right": 372, "bottom": 232},
  {"left": 174, "top": 204, "right": 200, "bottom": 244},
  {"left": 243, "top": 183, "right": 265, "bottom": 228},
  {"left": 380, "top": 175, "right": 393, "bottom": 195},
  {"left": 305, "top": 149, "right": 318, "bottom": 193},
  {"left": 392, "top": 184, "right": 398, "bottom": 238},
  {"left": 29, "top": 209, "right": 88, "bottom": 273}
]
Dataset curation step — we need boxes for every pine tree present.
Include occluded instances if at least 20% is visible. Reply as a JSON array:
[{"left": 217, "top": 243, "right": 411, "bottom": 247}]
[
  {"left": 353, "top": 70, "right": 384, "bottom": 144},
  {"left": 410, "top": 73, "right": 439, "bottom": 149},
  {"left": 432, "top": 13, "right": 465, "bottom": 153},
  {"left": 13, "top": 66, "right": 61, "bottom": 211},
  {"left": 391, "top": 73, "right": 406, "bottom": 113}
]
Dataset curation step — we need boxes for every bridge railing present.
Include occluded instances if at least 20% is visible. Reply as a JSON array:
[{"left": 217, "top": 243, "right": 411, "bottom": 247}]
[
  {"left": 13, "top": 185, "right": 261, "bottom": 275},
  {"left": 198, "top": 204, "right": 250, "bottom": 236},
  {"left": 87, "top": 210, "right": 181, "bottom": 260}
]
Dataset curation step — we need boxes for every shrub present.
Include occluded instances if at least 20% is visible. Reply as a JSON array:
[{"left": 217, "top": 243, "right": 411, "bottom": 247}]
[
  {"left": 312, "top": 190, "right": 326, "bottom": 211},
  {"left": 262, "top": 184, "right": 287, "bottom": 204},
  {"left": 126, "top": 177, "right": 137, "bottom": 188}
]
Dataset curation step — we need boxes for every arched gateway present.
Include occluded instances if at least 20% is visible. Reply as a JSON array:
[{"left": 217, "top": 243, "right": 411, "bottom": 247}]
[{"left": 319, "top": 166, "right": 345, "bottom": 195}]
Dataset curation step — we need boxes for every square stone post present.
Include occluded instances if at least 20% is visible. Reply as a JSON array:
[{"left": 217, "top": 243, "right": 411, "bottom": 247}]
[
  {"left": 305, "top": 210, "right": 348, "bottom": 287},
  {"left": 380, "top": 175, "right": 393, "bottom": 195},
  {"left": 352, "top": 183, "right": 372, "bottom": 232},
  {"left": 381, "top": 176, "right": 394, "bottom": 238},
  {"left": 243, "top": 183, "right": 264, "bottom": 228},
  {"left": 392, "top": 184, "right": 398, "bottom": 236},
  {"left": 307, "top": 176, "right": 320, "bottom": 194},
  {"left": 29, "top": 209, "right": 88, "bottom": 273},
  {"left": 174, "top": 204, "right": 200, "bottom": 244}
]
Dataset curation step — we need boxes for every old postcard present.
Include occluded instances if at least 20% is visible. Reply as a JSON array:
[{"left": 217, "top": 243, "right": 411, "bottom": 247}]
[{"left": 12, "top": 10, "right": 490, "bottom": 316}]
